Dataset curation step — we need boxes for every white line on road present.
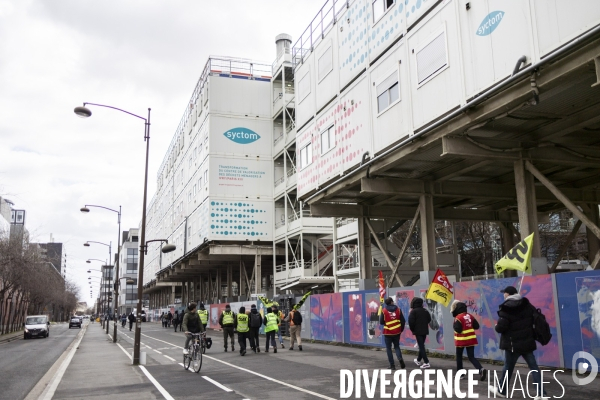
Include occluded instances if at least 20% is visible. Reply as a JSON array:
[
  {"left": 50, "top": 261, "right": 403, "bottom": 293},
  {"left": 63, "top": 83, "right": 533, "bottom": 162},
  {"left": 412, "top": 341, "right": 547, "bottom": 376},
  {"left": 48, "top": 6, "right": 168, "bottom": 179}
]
[
  {"left": 140, "top": 333, "right": 336, "bottom": 400},
  {"left": 203, "top": 376, "right": 233, "bottom": 392},
  {"left": 163, "top": 355, "right": 176, "bottom": 362},
  {"left": 139, "top": 366, "right": 175, "bottom": 400},
  {"left": 153, "top": 349, "right": 163, "bottom": 354},
  {"left": 116, "top": 343, "right": 132, "bottom": 360}
]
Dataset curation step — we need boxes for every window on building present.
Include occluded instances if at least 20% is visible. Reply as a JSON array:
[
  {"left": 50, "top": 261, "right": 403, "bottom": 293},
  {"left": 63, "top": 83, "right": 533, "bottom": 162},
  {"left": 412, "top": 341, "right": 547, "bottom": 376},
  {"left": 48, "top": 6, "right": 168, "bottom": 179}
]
[
  {"left": 188, "top": 191, "right": 192, "bottom": 203},
  {"left": 193, "top": 184, "right": 197, "bottom": 196},
  {"left": 376, "top": 71, "right": 400, "bottom": 113},
  {"left": 204, "top": 170, "right": 208, "bottom": 186},
  {"left": 416, "top": 31, "right": 448, "bottom": 85},
  {"left": 373, "top": 0, "right": 395, "bottom": 22},
  {"left": 198, "top": 177, "right": 202, "bottom": 189},
  {"left": 299, "top": 143, "right": 313, "bottom": 170},
  {"left": 189, "top": 156, "right": 192, "bottom": 168},
  {"left": 298, "top": 72, "right": 311, "bottom": 102},
  {"left": 318, "top": 46, "right": 333, "bottom": 81},
  {"left": 320, "top": 125, "right": 335, "bottom": 154},
  {"left": 126, "top": 248, "right": 138, "bottom": 273}
]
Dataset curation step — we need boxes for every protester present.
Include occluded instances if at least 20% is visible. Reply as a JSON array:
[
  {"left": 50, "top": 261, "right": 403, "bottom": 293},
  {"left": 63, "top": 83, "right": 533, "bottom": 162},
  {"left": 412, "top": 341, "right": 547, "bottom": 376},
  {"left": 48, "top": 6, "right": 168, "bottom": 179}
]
[
  {"left": 272, "top": 305, "right": 285, "bottom": 349},
  {"left": 380, "top": 297, "right": 406, "bottom": 370},
  {"left": 408, "top": 297, "right": 431, "bottom": 369},
  {"left": 127, "top": 312, "right": 135, "bottom": 331},
  {"left": 263, "top": 307, "right": 279, "bottom": 353},
  {"left": 489, "top": 286, "right": 546, "bottom": 398},
  {"left": 451, "top": 300, "right": 486, "bottom": 380},
  {"left": 160, "top": 312, "right": 166, "bottom": 328},
  {"left": 182, "top": 303, "right": 205, "bottom": 354},
  {"left": 286, "top": 307, "right": 303, "bottom": 351},
  {"left": 248, "top": 304, "right": 262, "bottom": 353},
  {"left": 121, "top": 313, "right": 127, "bottom": 328},
  {"left": 166, "top": 311, "right": 173, "bottom": 328},
  {"left": 219, "top": 304, "right": 236, "bottom": 352},
  {"left": 173, "top": 311, "right": 180, "bottom": 332},
  {"left": 197, "top": 303, "right": 208, "bottom": 331},
  {"left": 236, "top": 306, "right": 253, "bottom": 356}
]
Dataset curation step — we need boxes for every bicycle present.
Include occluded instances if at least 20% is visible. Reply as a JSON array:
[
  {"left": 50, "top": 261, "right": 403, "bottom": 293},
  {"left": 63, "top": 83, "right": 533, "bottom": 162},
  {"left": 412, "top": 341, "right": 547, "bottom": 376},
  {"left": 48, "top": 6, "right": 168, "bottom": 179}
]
[
  {"left": 200, "top": 331, "right": 207, "bottom": 354},
  {"left": 183, "top": 333, "right": 203, "bottom": 373}
]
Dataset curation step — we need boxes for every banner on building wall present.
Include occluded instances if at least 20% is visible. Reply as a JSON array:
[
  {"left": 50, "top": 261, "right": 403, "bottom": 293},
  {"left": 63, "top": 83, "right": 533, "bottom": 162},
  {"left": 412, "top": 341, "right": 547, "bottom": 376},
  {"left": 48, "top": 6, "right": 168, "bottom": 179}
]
[
  {"left": 209, "top": 156, "right": 273, "bottom": 199},
  {"left": 207, "top": 198, "right": 273, "bottom": 241}
]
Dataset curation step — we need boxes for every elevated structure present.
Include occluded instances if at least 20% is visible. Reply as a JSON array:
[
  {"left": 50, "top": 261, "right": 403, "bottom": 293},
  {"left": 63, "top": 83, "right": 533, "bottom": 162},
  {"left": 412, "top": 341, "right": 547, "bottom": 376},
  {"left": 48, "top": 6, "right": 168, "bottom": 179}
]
[{"left": 292, "top": 0, "right": 600, "bottom": 284}]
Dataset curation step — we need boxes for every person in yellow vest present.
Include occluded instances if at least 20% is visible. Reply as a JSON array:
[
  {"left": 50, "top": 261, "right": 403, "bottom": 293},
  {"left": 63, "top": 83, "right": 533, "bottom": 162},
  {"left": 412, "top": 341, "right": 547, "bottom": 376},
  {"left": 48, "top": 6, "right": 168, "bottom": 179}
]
[
  {"left": 263, "top": 307, "right": 279, "bottom": 353},
  {"left": 219, "top": 304, "right": 236, "bottom": 352},
  {"left": 271, "top": 305, "right": 285, "bottom": 349},
  {"left": 236, "top": 306, "right": 253, "bottom": 356},
  {"left": 379, "top": 297, "right": 406, "bottom": 370},
  {"left": 197, "top": 303, "right": 208, "bottom": 331},
  {"left": 451, "top": 300, "right": 486, "bottom": 380}
]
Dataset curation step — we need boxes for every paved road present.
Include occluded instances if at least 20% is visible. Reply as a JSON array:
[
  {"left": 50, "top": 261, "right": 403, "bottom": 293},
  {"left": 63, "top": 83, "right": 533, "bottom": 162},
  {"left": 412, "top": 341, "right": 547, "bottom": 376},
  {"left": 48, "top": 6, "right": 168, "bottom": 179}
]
[
  {"left": 0, "top": 322, "right": 83, "bottom": 400},
  {"left": 109, "top": 323, "right": 600, "bottom": 400}
]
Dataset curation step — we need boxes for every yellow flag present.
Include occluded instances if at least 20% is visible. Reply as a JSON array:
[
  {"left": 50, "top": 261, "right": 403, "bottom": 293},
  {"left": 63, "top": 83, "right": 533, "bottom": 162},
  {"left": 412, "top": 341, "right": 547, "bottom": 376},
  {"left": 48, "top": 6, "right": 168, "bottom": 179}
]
[
  {"left": 425, "top": 269, "right": 453, "bottom": 307},
  {"left": 495, "top": 232, "right": 535, "bottom": 274}
]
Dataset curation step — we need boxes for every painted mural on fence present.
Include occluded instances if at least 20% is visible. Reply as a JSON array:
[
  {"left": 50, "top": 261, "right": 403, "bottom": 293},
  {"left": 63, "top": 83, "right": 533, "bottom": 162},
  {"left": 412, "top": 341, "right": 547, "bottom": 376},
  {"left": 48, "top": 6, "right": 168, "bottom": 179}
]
[
  {"left": 310, "top": 293, "right": 343, "bottom": 341},
  {"left": 392, "top": 288, "right": 417, "bottom": 347},
  {"left": 556, "top": 270, "right": 600, "bottom": 370},
  {"left": 419, "top": 289, "right": 445, "bottom": 351},
  {"left": 346, "top": 292, "right": 364, "bottom": 343},
  {"left": 210, "top": 303, "right": 228, "bottom": 329},
  {"left": 454, "top": 275, "right": 561, "bottom": 368},
  {"left": 365, "top": 292, "right": 383, "bottom": 345}
]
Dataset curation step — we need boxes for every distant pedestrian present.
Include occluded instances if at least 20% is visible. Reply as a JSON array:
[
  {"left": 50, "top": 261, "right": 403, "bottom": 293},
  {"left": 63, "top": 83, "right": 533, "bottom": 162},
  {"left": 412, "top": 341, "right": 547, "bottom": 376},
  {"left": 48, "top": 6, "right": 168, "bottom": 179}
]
[
  {"left": 121, "top": 313, "right": 127, "bottom": 328},
  {"left": 248, "top": 304, "right": 262, "bottom": 353},
  {"left": 263, "top": 307, "right": 279, "bottom": 353},
  {"left": 160, "top": 312, "right": 166, "bottom": 328},
  {"left": 219, "top": 305, "right": 236, "bottom": 352},
  {"left": 127, "top": 312, "right": 135, "bottom": 331},
  {"left": 272, "top": 305, "right": 285, "bottom": 349},
  {"left": 197, "top": 303, "right": 208, "bottom": 331},
  {"left": 380, "top": 297, "right": 405, "bottom": 370},
  {"left": 489, "top": 286, "right": 546, "bottom": 398},
  {"left": 451, "top": 300, "right": 486, "bottom": 380},
  {"left": 173, "top": 311, "right": 180, "bottom": 332},
  {"left": 236, "top": 306, "right": 253, "bottom": 356},
  {"left": 166, "top": 311, "right": 173, "bottom": 328},
  {"left": 408, "top": 297, "right": 431, "bottom": 369},
  {"left": 286, "top": 306, "right": 303, "bottom": 351}
]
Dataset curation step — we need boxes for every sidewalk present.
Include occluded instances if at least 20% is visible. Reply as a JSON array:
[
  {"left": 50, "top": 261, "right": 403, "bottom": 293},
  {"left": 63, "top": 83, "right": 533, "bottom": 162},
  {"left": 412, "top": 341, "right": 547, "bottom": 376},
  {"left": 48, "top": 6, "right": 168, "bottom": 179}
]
[
  {"left": 51, "top": 322, "right": 163, "bottom": 400},
  {"left": 0, "top": 329, "right": 23, "bottom": 344}
]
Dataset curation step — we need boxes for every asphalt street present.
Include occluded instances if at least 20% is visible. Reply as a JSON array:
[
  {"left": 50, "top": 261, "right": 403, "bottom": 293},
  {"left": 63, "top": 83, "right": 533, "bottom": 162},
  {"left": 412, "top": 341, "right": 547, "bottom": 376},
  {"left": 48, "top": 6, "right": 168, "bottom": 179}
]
[
  {"left": 108, "top": 323, "right": 600, "bottom": 400},
  {"left": 0, "top": 322, "right": 81, "bottom": 400}
]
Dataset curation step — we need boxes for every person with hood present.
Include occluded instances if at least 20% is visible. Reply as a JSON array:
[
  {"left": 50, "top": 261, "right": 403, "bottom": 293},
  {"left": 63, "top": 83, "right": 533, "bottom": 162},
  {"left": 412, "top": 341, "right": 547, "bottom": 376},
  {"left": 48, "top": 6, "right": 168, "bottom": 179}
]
[
  {"left": 248, "top": 304, "right": 262, "bottom": 353},
  {"left": 263, "top": 307, "right": 279, "bottom": 353},
  {"left": 489, "top": 286, "right": 546, "bottom": 399},
  {"left": 236, "top": 306, "right": 252, "bottom": 356},
  {"left": 197, "top": 303, "right": 208, "bottom": 331},
  {"left": 219, "top": 304, "right": 236, "bottom": 352},
  {"left": 182, "top": 303, "right": 205, "bottom": 354},
  {"left": 272, "top": 305, "right": 285, "bottom": 349},
  {"left": 451, "top": 300, "right": 486, "bottom": 380},
  {"left": 379, "top": 297, "right": 406, "bottom": 370},
  {"left": 408, "top": 296, "right": 431, "bottom": 368},
  {"left": 127, "top": 311, "right": 136, "bottom": 331}
]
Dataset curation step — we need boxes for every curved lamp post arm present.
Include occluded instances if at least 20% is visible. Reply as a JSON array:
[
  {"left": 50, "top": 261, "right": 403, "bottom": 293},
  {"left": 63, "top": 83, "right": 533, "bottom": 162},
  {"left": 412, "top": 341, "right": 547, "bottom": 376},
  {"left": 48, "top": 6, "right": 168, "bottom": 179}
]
[{"left": 79, "top": 102, "right": 147, "bottom": 122}]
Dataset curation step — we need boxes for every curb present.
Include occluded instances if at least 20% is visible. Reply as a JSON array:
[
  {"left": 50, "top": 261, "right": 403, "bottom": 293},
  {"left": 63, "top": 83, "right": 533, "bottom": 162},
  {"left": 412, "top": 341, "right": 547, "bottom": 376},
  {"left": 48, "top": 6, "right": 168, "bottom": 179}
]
[{"left": 0, "top": 330, "right": 24, "bottom": 344}]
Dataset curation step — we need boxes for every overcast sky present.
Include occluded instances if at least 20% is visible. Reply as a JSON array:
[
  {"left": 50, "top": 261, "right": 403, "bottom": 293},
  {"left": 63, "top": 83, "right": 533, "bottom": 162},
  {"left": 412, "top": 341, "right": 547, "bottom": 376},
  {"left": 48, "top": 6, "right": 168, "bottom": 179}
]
[{"left": 0, "top": 0, "right": 325, "bottom": 304}]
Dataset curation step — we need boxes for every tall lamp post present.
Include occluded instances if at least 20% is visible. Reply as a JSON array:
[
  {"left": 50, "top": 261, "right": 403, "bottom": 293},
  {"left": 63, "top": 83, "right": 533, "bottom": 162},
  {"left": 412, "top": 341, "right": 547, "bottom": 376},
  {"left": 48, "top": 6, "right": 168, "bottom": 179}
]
[
  {"left": 84, "top": 242, "right": 112, "bottom": 334},
  {"left": 81, "top": 204, "right": 122, "bottom": 343},
  {"left": 74, "top": 102, "right": 151, "bottom": 365}
]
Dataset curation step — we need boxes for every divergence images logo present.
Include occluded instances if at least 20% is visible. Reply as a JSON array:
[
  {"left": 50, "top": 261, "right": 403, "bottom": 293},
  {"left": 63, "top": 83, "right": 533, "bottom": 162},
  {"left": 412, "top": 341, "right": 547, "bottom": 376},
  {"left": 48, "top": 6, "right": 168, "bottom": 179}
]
[
  {"left": 476, "top": 11, "right": 505, "bottom": 36},
  {"left": 223, "top": 127, "right": 261, "bottom": 144},
  {"left": 572, "top": 351, "right": 599, "bottom": 386}
]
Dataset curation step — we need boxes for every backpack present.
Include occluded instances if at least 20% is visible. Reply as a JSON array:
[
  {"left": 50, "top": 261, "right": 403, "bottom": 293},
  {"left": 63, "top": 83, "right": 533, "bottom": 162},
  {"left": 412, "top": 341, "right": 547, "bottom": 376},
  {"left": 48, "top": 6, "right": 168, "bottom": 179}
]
[
  {"left": 249, "top": 312, "right": 262, "bottom": 328},
  {"left": 531, "top": 306, "right": 552, "bottom": 346}
]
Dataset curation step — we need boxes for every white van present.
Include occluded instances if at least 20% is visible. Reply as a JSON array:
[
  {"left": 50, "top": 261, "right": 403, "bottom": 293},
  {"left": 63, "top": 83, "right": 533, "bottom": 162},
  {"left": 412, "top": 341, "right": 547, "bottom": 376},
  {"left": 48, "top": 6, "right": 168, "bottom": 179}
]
[{"left": 24, "top": 315, "right": 50, "bottom": 339}]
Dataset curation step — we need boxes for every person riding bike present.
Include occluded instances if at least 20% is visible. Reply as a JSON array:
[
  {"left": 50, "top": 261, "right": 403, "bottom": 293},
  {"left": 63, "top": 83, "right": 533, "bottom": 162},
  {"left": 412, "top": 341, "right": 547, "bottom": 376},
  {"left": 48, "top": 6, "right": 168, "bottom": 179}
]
[{"left": 182, "top": 303, "right": 205, "bottom": 355}]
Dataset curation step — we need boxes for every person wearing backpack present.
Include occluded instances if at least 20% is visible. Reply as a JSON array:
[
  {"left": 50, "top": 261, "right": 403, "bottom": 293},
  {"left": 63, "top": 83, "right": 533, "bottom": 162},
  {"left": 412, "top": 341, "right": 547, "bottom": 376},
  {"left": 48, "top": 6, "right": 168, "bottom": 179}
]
[
  {"left": 489, "top": 286, "right": 547, "bottom": 399},
  {"left": 248, "top": 304, "right": 262, "bottom": 353},
  {"left": 285, "top": 307, "right": 303, "bottom": 351},
  {"left": 451, "top": 300, "right": 486, "bottom": 380}
]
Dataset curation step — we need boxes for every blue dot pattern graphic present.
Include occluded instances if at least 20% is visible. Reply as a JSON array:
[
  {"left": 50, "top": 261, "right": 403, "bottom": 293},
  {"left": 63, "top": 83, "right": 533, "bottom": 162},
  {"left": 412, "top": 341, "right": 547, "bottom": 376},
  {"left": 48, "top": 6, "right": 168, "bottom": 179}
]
[{"left": 209, "top": 201, "right": 268, "bottom": 238}]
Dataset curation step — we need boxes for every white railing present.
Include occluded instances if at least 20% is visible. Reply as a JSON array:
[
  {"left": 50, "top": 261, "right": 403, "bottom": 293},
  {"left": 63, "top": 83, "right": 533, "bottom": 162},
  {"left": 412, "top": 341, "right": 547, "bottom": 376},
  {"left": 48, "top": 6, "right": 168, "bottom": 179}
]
[
  {"left": 274, "top": 176, "right": 285, "bottom": 187},
  {"left": 336, "top": 217, "right": 357, "bottom": 228},
  {"left": 287, "top": 168, "right": 296, "bottom": 177},
  {"left": 274, "top": 132, "right": 284, "bottom": 145}
]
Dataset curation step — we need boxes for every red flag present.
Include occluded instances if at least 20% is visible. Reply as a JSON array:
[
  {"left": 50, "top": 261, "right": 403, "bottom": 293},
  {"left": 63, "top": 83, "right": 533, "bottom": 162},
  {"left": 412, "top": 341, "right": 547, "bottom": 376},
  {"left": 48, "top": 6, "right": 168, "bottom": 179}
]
[{"left": 378, "top": 270, "right": 386, "bottom": 304}]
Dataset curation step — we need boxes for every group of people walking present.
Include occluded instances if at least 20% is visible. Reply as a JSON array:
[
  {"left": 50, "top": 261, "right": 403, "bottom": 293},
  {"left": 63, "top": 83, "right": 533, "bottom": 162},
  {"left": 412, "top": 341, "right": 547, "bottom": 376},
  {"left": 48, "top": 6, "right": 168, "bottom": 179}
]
[
  {"left": 118, "top": 312, "right": 136, "bottom": 331},
  {"left": 159, "top": 310, "right": 186, "bottom": 331},
  {"left": 380, "top": 285, "right": 547, "bottom": 398}
]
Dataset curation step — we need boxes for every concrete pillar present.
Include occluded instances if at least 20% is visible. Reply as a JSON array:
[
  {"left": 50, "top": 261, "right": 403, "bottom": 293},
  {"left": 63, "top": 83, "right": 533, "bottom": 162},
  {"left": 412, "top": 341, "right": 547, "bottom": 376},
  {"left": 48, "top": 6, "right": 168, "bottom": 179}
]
[
  {"left": 227, "top": 265, "right": 233, "bottom": 299},
  {"left": 216, "top": 270, "right": 221, "bottom": 302},
  {"left": 514, "top": 160, "right": 541, "bottom": 257},
  {"left": 171, "top": 285, "right": 176, "bottom": 307},
  {"left": 420, "top": 194, "right": 436, "bottom": 271},
  {"left": 255, "top": 250, "right": 262, "bottom": 295},
  {"left": 586, "top": 204, "right": 600, "bottom": 261},
  {"left": 358, "top": 217, "right": 373, "bottom": 279},
  {"left": 239, "top": 261, "right": 245, "bottom": 299},
  {"left": 199, "top": 275, "right": 204, "bottom": 303}
]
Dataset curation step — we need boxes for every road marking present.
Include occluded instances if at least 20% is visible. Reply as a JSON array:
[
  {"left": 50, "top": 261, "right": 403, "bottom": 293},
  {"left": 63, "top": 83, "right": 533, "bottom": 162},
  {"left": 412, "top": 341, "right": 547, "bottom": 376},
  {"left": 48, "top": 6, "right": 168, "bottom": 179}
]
[
  {"left": 203, "top": 376, "right": 233, "bottom": 392},
  {"left": 108, "top": 334, "right": 112, "bottom": 340},
  {"left": 140, "top": 366, "right": 175, "bottom": 400},
  {"left": 178, "top": 362, "right": 192, "bottom": 372},
  {"left": 117, "top": 343, "right": 132, "bottom": 360},
  {"left": 140, "top": 333, "right": 336, "bottom": 400},
  {"left": 153, "top": 349, "right": 163, "bottom": 354},
  {"left": 164, "top": 355, "right": 176, "bottom": 362}
]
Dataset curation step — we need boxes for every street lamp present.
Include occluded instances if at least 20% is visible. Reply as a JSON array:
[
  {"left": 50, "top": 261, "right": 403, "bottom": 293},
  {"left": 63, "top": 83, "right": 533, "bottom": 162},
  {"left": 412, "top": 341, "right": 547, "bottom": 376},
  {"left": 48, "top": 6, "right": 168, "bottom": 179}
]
[
  {"left": 84, "top": 241, "right": 112, "bottom": 334},
  {"left": 81, "top": 204, "right": 122, "bottom": 343},
  {"left": 74, "top": 101, "right": 150, "bottom": 365}
]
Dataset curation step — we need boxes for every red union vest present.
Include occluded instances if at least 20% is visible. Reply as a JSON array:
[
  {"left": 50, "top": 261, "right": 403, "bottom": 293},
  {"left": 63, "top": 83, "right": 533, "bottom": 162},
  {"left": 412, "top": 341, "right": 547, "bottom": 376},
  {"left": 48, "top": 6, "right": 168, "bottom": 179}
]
[
  {"left": 382, "top": 308, "right": 402, "bottom": 335},
  {"left": 454, "top": 312, "right": 478, "bottom": 347}
]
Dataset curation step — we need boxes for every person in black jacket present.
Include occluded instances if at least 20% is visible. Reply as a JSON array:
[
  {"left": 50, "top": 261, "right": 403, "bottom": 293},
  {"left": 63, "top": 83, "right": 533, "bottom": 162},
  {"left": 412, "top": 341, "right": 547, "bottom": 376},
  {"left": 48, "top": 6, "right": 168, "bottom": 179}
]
[
  {"left": 489, "top": 286, "right": 546, "bottom": 398},
  {"left": 127, "top": 312, "right": 135, "bottom": 331},
  {"left": 248, "top": 304, "right": 262, "bottom": 353},
  {"left": 408, "top": 297, "right": 431, "bottom": 368}
]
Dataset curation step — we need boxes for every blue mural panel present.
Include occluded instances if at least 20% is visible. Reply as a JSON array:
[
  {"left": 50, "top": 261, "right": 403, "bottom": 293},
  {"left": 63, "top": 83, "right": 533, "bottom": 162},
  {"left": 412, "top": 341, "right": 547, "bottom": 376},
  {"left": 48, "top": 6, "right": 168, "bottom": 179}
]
[{"left": 310, "top": 293, "right": 343, "bottom": 341}]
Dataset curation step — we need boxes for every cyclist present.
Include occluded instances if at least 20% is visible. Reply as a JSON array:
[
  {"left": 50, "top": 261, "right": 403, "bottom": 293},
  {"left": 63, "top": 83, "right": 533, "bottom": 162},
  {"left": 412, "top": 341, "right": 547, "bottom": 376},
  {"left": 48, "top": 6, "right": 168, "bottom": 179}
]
[{"left": 182, "top": 303, "right": 205, "bottom": 355}]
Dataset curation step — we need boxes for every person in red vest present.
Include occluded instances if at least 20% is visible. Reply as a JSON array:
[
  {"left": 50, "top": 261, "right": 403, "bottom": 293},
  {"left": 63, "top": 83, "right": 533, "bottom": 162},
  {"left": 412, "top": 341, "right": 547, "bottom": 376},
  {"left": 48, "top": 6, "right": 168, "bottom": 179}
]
[
  {"left": 379, "top": 297, "right": 406, "bottom": 370},
  {"left": 451, "top": 300, "right": 487, "bottom": 380}
]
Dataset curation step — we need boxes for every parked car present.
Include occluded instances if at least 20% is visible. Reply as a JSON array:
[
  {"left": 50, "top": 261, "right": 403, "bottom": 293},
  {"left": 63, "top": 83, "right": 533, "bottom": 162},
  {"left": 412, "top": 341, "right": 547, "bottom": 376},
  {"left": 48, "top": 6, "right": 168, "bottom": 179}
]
[
  {"left": 69, "top": 316, "right": 82, "bottom": 329},
  {"left": 24, "top": 315, "right": 50, "bottom": 339}
]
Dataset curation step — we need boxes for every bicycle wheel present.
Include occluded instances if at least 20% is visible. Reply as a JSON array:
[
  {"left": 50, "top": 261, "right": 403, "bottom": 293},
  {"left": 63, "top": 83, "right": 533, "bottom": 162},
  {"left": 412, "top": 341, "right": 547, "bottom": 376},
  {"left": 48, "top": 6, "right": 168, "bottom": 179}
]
[
  {"left": 201, "top": 339, "right": 207, "bottom": 354},
  {"left": 192, "top": 346, "right": 202, "bottom": 373},
  {"left": 183, "top": 347, "right": 192, "bottom": 370}
]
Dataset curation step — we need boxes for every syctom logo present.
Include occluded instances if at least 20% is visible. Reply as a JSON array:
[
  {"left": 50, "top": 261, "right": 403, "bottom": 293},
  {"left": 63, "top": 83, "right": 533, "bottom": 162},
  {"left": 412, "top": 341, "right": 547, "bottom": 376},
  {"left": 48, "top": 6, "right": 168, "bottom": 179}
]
[
  {"left": 223, "top": 127, "right": 261, "bottom": 144},
  {"left": 476, "top": 11, "right": 505, "bottom": 36}
]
